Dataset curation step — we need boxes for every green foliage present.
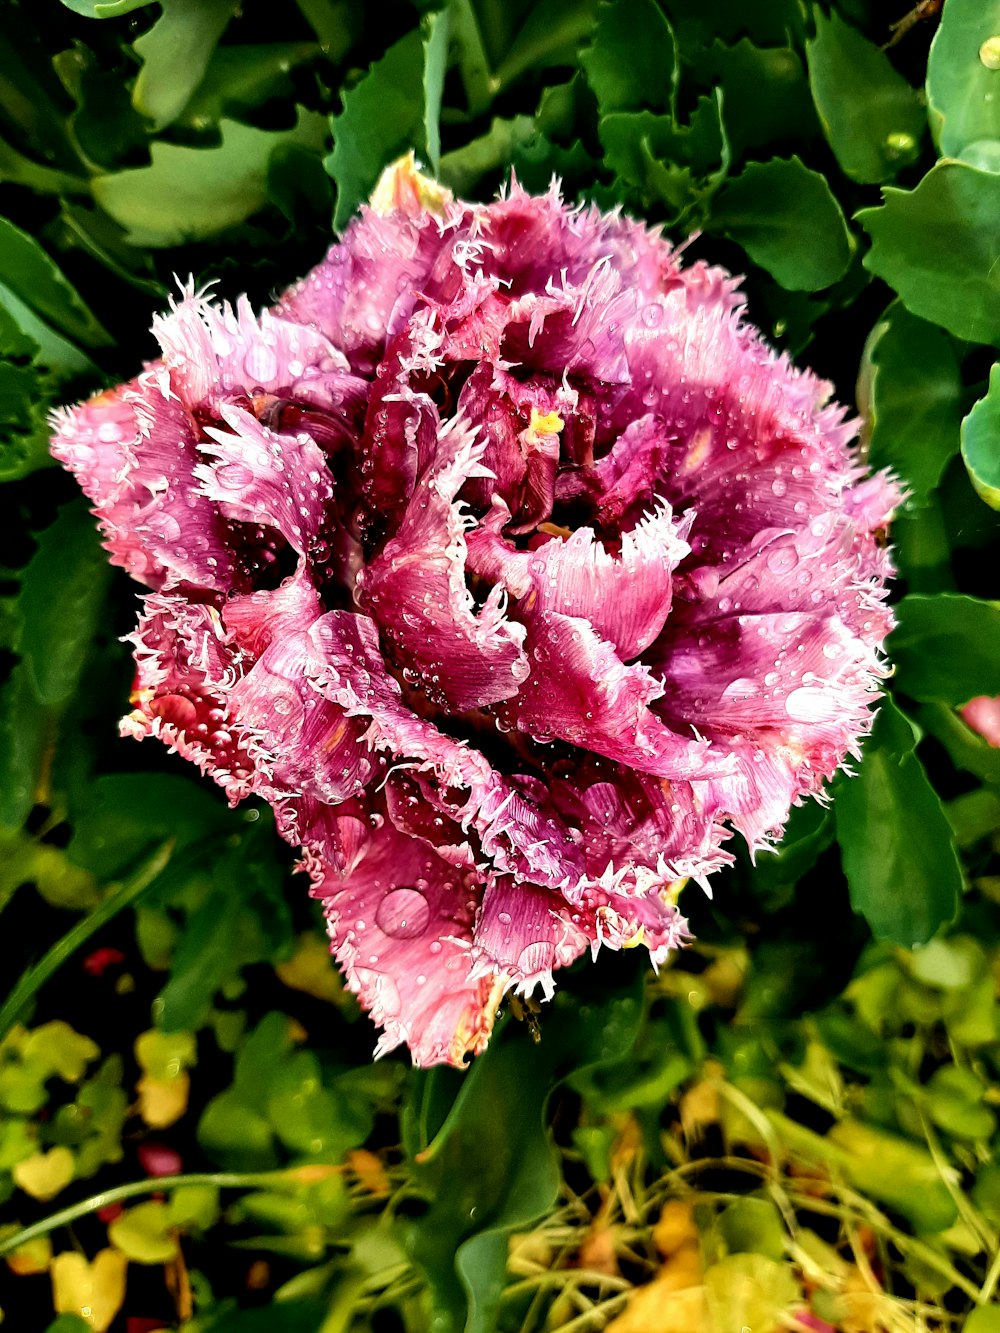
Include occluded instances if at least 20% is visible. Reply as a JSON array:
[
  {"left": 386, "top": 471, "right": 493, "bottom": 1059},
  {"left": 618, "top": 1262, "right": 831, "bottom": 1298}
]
[
  {"left": 833, "top": 699, "right": 962, "bottom": 947},
  {"left": 962, "top": 363, "right": 1000, "bottom": 510},
  {"left": 2, "top": 0, "right": 1000, "bottom": 1329},
  {"left": 806, "top": 9, "right": 924, "bottom": 184}
]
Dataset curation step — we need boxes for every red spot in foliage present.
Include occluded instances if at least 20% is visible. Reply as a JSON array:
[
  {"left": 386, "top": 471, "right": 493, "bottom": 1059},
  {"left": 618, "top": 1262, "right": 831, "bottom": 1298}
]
[{"left": 83, "top": 947, "right": 126, "bottom": 977}]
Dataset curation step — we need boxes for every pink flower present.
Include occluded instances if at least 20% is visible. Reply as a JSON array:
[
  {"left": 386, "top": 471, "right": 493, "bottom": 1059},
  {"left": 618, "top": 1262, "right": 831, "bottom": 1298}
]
[
  {"left": 51, "top": 168, "right": 897, "bottom": 1066},
  {"left": 961, "top": 696, "right": 1000, "bottom": 748}
]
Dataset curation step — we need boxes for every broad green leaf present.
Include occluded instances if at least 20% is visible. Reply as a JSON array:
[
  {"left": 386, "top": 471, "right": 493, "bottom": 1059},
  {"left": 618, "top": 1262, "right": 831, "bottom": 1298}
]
[
  {"left": 0, "top": 666, "right": 49, "bottom": 828},
  {"left": 807, "top": 9, "right": 924, "bottom": 184},
  {"left": 327, "top": 31, "right": 425, "bottom": 231},
  {"left": 826, "top": 1119, "right": 959, "bottom": 1233},
  {"left": 865, "top": 305, "right": 963, "bottom": 503},
  {"left": 156, "top": 827, "right": 293, "bottom": 1032},
  {"left": 108, "top": 1200, "right": 179, "bottom": 1263},
  {"left": 889, "top": 594, "right": 1000, "bottom": 705},
  {"left": 834, "top": 699, "right": 962, "bottom": 946},
  {"left": 178, "top": 43, "right": 320, "bottom": 129},
  {"left": 198, "top": 1088, "right": 277, "bottom": 1171},
  {"left": 858, "top": 161, "right": 1000, "bottom": 345},
  {"left": 439, "top": 115, "right": 536, "bottom": 196},
  {"left": 94, "top": 111, "right": 328, "bottom": 246},
  {"left": 580, "top": 0, "right": 677, "bottom": 115},
  {"left": 266, "top": 1050, "right": 373, "bottom": 1158},
  {"left": 294, "top": 0, "right": 357, "bottom": 60},
  {"left": 925, "top": 1066, "right": 997, "bottom": 1140},
  {"left": 132, "top": 0, "right": 241, "bottom": 131},
  {"left": 0, "top": 281, "right": 98, "bottom": 382},
  {"left": 704, "top": 1253, "right": 799, "bottom": 1331},
  {"left": 927, "top": 0, "right": 1000, "bottom": 157},
  {"left": 0, "top": 217, "right": 111, "bottom": 348},
  {"left": 692, "top": 40, "right": 818, "bottom": 162},
  {"left": 409, "top": 962, "right": 644, "bottom": 1333},
  {"left": 493, "top": 0, "right": 600, "bottom": 92},
  {"left": 709, "top": 156, "right": 852, "bottom": 290},
  {"left": 68, "top": 772, "right": 231, "bottom": 879},
  {"left": 716, "top": 1197, "right": 786, "bottom": 1261},
  {"left": 961, "top": 362, "right": 1000, "bottom": 508},
  {"left": 965, "top": 1307, "right": 1000, "bottom": 1333},
  {"left": 661, "top": 0, "right": 804, "bottom": 47},
  {"left": 0, "top": 308, "right": 55, "bottom": 481},
  {"left": 600, "top": 93, "right": 729, "bottom": 219},
  {"left": 753, "top": 800, "right": 833, "bottom": 888},
  {"left": 17, "top": 500, "right": 111, "bottom": 707}
]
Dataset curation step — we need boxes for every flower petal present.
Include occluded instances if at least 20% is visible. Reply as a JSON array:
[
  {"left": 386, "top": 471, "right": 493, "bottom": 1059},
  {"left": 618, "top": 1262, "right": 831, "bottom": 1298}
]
[
  {"left": 51, "top": 373, "right": 234, "bottom": 591},
  {"left": 301, "top": 797, "right": 501, "bottom": 1066},
  {"left": 468, "top": 498, "right": 691, "bottom": 660},
  {"left": 359, "top": 416, "right": 529, "bottom": 712}
]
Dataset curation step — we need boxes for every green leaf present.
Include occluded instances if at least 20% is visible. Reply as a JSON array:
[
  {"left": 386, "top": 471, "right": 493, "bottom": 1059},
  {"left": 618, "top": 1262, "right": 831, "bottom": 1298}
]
[
  {"left": 198, "top": 1088, "right": 277, "bottom": 1171},
  {"left": 580, "top": 0, "right": 677, "bottom": 114},
  {"left": 0, "top": 217, "right": 111, "bottom": 348},
  {"left": 409, "top": 962, "right": 644, "bottom": 1333},
  {"left": 661, "top": 0, "right": 804, "bottom": 48},
  {"left": 833, "top": 699, "right": 962, "bottom": 946},
  {"left": 865, "top": 305, "right": 963, "bottom": 504},
  {"left": 132, "top": 0, "right": 240, "bottom": 131},
  {"left": 704, "top": 1254, "right": 799, "bottom": 1330},
  {"left": 108, "top": 1200, "right": 179, "bottom": 1264},
  {"left": 439, "top": 115, "right": 536, "bottom": 196},
  {"left": 59, "top": 0, "right": 152, "bottom": 14},
  {"left": 423, "top": 6, "right": 451, "bottom": 177},
  {"left": 709, "top": 156, "right": 853, "bottom": 290},
  {"left": 294, "top": 0, "right": 357, "bottom": 60},
  {"left": 68, "top": 772, "right": 231, "bottom": 879},
  {"left": 961, "top": 362, "right": 1000, "bottom": 508},
  {"left": 716, "top": 1197, "right": 786, "bottom": 1261},
  {"left": 17, "top": 500, "right": 111, "bottom": 707},
  {"left": 826, "top": 1119, "right": 959, "bottom": 1233},
  {"left": 178, "top": 43, "right": 320, "bottom": 129},
  {"left": 927, "top": 0, "right": 1000, "bottom": 157},
  {"left": 600, "top": 92, "right": 729, "bottom": 220},
  {"left": 327, "top": 31, "right": 425, "bottom": 232},
  {"left": 806, "top": 9, "right": 924, "bottom": 184},
  {"left": 858, "top": 161, "right": 1000, "bottom": 345},
  {"left": 0, "top": 281, "right": 98, "bottom": 382},
  {"left": 964, "top": 1311, "right": 1000, "bottom": 1333},
  {"left": 889, "top": 593, "right": 1000, "bottom": 705},
  {"left": 94, "top": 111, "right": 329, "bottom": 247},
  {"left": 492, "top": 0, "right": 600, "bottom": 93},
  {"left": 691, "top": 40, "right": 818, "bottom": 162}
]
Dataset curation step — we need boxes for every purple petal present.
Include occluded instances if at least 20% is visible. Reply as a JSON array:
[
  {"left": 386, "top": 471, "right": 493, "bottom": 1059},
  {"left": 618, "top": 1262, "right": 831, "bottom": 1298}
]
[
  {"left": 468, "top": 498, "right": 691, "bottom": 659},
  {"left": 301, "top": 796, "right": 502, "bottom": 1066},
  {"left": 359, "top": 417, "right": 529, "bottom": 712},
  {"left": 51, "top": 375, "right": 233, "bottom": 591}
]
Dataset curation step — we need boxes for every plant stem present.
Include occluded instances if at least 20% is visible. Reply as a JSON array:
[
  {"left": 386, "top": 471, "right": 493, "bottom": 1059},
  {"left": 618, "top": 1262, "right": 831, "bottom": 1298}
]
[
  {"left": 0, "top": 1168, "right": 312, "bottom": 1257},
  {"left": 0, "top": 838, "right": 174, "bottom": 1042}
]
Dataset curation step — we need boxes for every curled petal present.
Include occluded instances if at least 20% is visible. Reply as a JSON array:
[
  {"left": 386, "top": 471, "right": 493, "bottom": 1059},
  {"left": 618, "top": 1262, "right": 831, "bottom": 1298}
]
[
  {"left": 302, "top": 798, "right": 501, "bottom": 1066},
  {"left": 469, "top": 499, "right": 691, "bottom": 660},
  {"left": 360, "top": 417, "right": 529, "bottom": 712},
  {"left": 196, "top": 405, "right": 333, "bottom": 558},
  {"left": 123, "top": 593, "right": 253, "bottom": 799},
  {"left": 51, "top": 374, "right": 233, "bottom": 591},
  {"left": 499, "top": 608, "right": 724, "bottom": 782}
]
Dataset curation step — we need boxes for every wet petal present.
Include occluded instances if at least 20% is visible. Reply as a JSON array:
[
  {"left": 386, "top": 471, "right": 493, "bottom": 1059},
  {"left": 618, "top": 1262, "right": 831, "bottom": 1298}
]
[
  {"left": 302, "top": 798, "right": 501, "bottom": 1066},
  {"left": 469, "top": 499, "right": 690, "bottom": 660},
  {"left": 359, "top": 417, "right": 529, "bottom": 712},
  {"left": 51, "top": 374, "right": 234, "bottom": 591}
]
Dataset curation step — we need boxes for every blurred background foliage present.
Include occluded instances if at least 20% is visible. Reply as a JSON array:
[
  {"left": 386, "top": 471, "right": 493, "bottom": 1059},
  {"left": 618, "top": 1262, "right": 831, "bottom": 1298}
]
[{"left": 1, "top": 0, "right": 1000, "bottom": 1329}]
